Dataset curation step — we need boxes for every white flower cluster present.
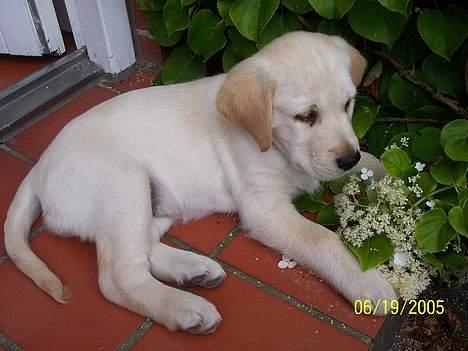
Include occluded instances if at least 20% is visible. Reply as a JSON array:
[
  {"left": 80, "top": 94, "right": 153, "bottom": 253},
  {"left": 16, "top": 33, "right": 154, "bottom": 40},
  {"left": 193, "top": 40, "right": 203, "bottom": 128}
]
[{"left": 334, "top": 173, "right": 432, "bottom": 300}]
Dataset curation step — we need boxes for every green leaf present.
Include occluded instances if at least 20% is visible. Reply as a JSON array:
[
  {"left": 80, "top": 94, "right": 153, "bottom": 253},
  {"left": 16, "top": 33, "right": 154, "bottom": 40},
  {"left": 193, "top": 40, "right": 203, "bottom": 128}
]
[
  {"left": 308, "top": 0, "right": 354, "bottom": 19},
  {"left": 410, "top": 127, "right": 443, "bottom": 162},
  {"left": 229, "top": 0, "right": 280, "bottom": 41},
  {"left": 281, "top": 0, "right": 312, "bottom": 14},
  {"left": 348, "top": 0, "right": 406, "bottom": 47},
  {"left": 381, "top": 148, "right": 411, "bottom": 177},
  {"left": 316, "top": 204, "right": 339, "bottom": 225},
  {"left": 188, "top": 10, "right": 226, "bottom": 61},
  {"left": 417, "top": 172, "right": 437, "bottom": 196},
  {"left": 458, "top": 189, "right": 468, "bottom": 207},
  {"left": 417, "top": 5, "right": 468, "bottom": 60},
  {"left": 437, "top": 189, "right": 459, "bottom": 209},
  {"left": 423, "top": 253, "right": 444, "bottom": 272},
  {"left": 351, "top": 96, "right": 378, "bottom": 139},
  {"left": 415, "top": 208, "right": 456, "bottom": 253},
  {"left": 328, "top": 174, "right": 351, "bottom": 194},
  {"left": 388, "top": 72, "right": 447, "bottom": 117},
  {"left": 388, "top": 132, "right": 415, "bottom": 150},
  {"left": 148, "top": 11, "right": 183, "bottom": 47},
  {"left": 217, "top": 0, "right": 234, "bottom": 25},
  {"left": 222, "top": 43, "right": 241, "bottom": 72},
  {"left": 436, "top": 249, "right": 468, "bottom": 268},
  {"left": 422, "top": 54, "right": 464, "bottom": 99},
  {"left": 294, "top": 194, "right": 325, "bottom": 213},
  {"left": 163, "top": 0, "right": 191, "bottom": 36},
  {"left": 430, "top": 159, "right": 467, "bottom": 187},
  {"left": 180, "top": 0, "right": 196, "bottom": 5},
  {"left": 366, "top": 122, "right": 406, "bottom": 157},
  {"left": 316, "top": 19, "right": 358, "bottom": 45},
  {"left": 227, "top": 27, "right": 258, "bottom": 59},
  {"left": 390, "top": 19, "right": 429, "bottom": 67},
  {"left": 137, "top": 0, "right": 166, "bottom": 11},
  {"left": 258, "top": 11, "right": 302, "bottom": 48},
  {"left": 161, "top": 47, "right": 207, "bottom": 84},
  {"left": 378, "top": 0, "right": 409, "bottom": 16},
  {"left": 440, "top": 120, "right": 468, "bottom": 162},
  {"left": 448, "top": 205, "right": 468, "bottom": 237},
  {"left": 445, "top": 139, "right": 468, "bottom": 163},
  {"left": 348, "top": 235, "right": 394, "bottom": 271}
]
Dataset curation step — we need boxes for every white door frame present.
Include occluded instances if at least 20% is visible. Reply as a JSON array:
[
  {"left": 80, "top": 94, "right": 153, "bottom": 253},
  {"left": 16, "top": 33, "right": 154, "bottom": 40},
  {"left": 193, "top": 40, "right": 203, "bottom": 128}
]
[
  {"left": 65, "top": 0, "right": 136, "bottom": 74},
  {"left": 0, "top": 0, "right": 65, "bottom": 56}
]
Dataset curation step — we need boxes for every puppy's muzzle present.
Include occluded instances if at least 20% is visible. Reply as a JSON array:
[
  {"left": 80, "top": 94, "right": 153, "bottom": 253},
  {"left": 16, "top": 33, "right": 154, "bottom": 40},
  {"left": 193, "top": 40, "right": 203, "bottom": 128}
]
[{"left": 336, "top": 151, "right": 361, "bottom": 171}]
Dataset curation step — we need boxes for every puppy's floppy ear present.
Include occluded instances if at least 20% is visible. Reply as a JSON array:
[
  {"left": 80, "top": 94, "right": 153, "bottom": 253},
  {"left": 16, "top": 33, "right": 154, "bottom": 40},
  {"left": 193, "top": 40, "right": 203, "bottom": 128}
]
[
  {"left": 347, "top": 46, "right": 367, "bottom": 86},
  {"left": 216, "top": 60, "right": 276, "bottom": 152}
]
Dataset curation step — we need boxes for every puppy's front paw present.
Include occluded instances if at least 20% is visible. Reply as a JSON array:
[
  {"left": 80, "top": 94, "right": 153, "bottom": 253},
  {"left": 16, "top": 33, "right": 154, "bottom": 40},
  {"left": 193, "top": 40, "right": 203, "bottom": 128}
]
[
  {"left": 166, "top": 290, "right": 222, "bottom": 334},
  {"left": 347, "top": 269, "right": 397, "bottom": 316}
]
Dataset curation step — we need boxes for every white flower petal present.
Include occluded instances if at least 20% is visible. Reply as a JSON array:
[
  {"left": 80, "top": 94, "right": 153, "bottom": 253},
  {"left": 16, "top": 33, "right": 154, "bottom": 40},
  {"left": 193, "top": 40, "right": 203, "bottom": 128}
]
[
  {"left": 287, "top": 261, "right": 297, "bottom": 269},
  {"left": 367, "top": 169, "right": 374, "bottom": 177},
  {"left": 281, "top": 254, "right": 291, "bottom": 262},
  {"left": 361, "top": 167, "right": 368, "bottom": 174},
  {"left": 360, "top": 173, "right": 369, "bottom": 180},
  {"left": 278, "top": 260, "right": 288, "bottom": 269},
  {"left": 393, "top": 252, "right": 408, "bottom": 267}
]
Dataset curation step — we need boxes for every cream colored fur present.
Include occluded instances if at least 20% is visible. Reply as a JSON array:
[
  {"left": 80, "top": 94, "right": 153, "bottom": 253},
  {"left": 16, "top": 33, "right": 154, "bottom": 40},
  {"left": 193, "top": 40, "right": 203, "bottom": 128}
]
[{"left": 4, "top": 32, "right": 395, "bottom": 334}]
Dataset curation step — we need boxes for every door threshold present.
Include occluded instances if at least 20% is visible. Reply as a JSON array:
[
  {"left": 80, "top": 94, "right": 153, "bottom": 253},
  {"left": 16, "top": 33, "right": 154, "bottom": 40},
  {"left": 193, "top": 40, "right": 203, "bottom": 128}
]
[{"left": 0, "top": 48, "right": 104, "bottom": 138}]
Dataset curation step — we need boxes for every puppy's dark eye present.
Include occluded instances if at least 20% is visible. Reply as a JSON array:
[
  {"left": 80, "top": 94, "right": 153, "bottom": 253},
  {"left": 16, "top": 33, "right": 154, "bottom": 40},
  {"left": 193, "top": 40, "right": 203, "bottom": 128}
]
[{"left": 294, "top": 104, "right": 318, "bottom": 126}]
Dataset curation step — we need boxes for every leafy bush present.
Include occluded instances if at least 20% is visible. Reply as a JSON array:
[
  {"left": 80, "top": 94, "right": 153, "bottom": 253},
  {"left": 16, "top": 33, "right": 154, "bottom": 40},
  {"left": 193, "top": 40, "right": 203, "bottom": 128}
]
[{"left": 138, "top": 0, "right": 468, "bottom": 283}]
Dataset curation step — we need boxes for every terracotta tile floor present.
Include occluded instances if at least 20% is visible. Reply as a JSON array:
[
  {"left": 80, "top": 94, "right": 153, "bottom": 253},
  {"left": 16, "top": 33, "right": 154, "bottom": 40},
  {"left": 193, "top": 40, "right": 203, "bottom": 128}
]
[{"left": 0, "top": 66, "right": 385, "bottom": 350}]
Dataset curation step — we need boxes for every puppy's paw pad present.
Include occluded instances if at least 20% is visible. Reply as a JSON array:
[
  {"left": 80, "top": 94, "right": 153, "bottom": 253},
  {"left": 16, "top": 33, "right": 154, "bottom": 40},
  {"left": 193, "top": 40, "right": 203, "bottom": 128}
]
[
  {"left": 202, "top": 274, "right": 225, "bottom": 288},
  {"left": 182, "top": 273, "right": 208, "bottom": 288}
]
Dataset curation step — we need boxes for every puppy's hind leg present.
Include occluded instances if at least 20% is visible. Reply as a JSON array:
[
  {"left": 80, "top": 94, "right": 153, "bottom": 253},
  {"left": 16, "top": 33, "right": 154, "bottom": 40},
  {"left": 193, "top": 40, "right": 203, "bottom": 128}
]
[
  {"left": 149, "top": 217, "right": 226, "bottom": 288},
  {"left": 95, "top": 170, "right": 221, "bottom": 334}
]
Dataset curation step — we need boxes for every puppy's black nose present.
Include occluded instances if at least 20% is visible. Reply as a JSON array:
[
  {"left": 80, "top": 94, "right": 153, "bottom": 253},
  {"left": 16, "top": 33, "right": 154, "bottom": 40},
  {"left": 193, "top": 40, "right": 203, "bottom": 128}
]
[{"left": 336, "top": 151, "right": 361, "bottom": 171}]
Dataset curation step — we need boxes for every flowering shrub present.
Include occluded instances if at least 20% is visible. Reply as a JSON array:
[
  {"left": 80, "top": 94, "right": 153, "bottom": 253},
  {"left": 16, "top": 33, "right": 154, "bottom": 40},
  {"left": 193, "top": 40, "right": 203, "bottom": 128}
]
[{"left": 296, "top": 120, "right": 468, "bottom": 299}]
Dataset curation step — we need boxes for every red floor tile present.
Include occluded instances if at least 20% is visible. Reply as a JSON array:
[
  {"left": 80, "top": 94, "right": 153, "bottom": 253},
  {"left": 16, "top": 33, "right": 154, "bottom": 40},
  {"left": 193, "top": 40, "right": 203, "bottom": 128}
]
[
  {"left": 134, "top": 274, "right": 368, "bottom": 351},
  {"left": 0, "top": 232, "right": 144, "bottom": 350},
  {"left": 218, "top": 231, "right": 384, "bottom": 338},
  {"left": 168, "top": 214, "right": 239, "bottom": 253},
  {"left": 7, "top": 87, "right": 116, "bottom": 160},
  {"left": 104, "top": 68, "right": 156, "bottom": 92},
  {"left": 0, "top": 55, "right": 55, "bottom": 91},
  {"left": 0, "top": 151, "right": 32, "bottom": 254}
]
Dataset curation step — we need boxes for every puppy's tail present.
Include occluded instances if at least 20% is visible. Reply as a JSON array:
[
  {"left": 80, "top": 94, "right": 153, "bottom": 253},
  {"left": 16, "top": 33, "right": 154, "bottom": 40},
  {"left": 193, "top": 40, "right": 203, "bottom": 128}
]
[{"left": 4, "top": 169, "right": 67, "bottom": 303}]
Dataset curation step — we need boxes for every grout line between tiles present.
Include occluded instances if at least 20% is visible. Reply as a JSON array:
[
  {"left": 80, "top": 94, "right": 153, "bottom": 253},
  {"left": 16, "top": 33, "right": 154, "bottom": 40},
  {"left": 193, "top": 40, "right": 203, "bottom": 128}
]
[
  {"left": 207, "top": 224, "right": 241, "bottom": 258},
  {"left": 0, "top": 332, "right": 23, "bottom": 351},
  {"left": 163, "top": 234, "right": 373, "bottom": 345},
  {"left": 116, "top": 318, "right": 154, "bottom": 351},
  {"left": 0, "top": 144, "right": 35, "bottom": 166}
]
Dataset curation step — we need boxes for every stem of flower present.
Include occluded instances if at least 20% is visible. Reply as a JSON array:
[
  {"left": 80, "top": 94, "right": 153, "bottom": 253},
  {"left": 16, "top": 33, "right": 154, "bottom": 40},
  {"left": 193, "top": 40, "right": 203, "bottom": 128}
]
[{"left": 413, "top": 186, "right": 453, "bottom": 208}]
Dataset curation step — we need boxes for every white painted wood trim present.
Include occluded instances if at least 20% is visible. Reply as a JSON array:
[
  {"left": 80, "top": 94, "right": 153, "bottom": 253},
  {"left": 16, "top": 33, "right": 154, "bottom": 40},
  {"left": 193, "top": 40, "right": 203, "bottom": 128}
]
[
  {"left": 0, "top": 0, "right": 43, "bottom": 55},
  {"left": 0, "top": 31, "right": 8, "bottom": 53},
  {"left": 64, "top": 0, "right": 136, "bottom": 74},
  {"left": 33, "top": 0, "right": 65, "bottom": 54},
  {"left": 0, "top": 0, "right": 63, "bottom": 56}
]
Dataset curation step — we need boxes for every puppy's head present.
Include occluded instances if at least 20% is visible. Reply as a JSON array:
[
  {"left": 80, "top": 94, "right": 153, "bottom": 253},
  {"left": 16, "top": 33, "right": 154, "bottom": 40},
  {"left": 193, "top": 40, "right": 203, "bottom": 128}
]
[{"left": 216, "top": 31, "right": 366, "bottom": 181}]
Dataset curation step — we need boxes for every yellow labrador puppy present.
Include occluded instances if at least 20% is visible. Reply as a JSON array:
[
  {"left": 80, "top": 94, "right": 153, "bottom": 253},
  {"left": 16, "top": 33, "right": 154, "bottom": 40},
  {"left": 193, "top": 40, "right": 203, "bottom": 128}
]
[{"left": 5, "top": 32, "right": 395, "bottom": 334}]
